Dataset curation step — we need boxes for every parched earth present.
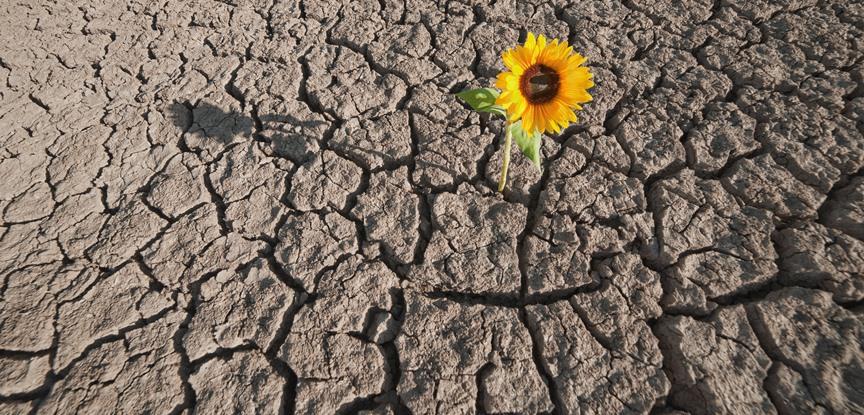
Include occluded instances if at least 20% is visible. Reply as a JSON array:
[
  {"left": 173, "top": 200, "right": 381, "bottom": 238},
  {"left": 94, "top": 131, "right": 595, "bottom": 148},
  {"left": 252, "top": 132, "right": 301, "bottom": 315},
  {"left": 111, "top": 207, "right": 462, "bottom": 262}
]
[{"left": 1, "top": 0, "right": 863, "bottom": 413}]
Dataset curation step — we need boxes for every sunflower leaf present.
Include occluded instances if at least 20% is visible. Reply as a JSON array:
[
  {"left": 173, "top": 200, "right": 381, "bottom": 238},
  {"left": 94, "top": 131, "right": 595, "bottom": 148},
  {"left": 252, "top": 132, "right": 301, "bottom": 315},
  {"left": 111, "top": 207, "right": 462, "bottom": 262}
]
[
  {"left": 455, "top": 88, "right": 506, "bottom": 117},
  {"left": 510, "top": 121, "right": 542, "bottom": 171}
]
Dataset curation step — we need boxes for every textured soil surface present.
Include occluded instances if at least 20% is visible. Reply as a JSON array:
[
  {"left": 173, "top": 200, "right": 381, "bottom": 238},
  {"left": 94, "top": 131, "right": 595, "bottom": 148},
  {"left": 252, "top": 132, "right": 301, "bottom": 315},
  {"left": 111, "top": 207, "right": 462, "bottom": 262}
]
[{"left": 2, "top": 0, "right": 864, "bottom": 414}]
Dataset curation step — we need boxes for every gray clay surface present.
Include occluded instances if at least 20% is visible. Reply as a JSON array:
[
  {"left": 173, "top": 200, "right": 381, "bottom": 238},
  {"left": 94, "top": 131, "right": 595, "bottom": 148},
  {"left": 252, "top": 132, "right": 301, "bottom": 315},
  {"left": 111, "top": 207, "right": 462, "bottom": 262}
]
[{"left": 0, "top": 0, "right": 862, "bottom": 413}]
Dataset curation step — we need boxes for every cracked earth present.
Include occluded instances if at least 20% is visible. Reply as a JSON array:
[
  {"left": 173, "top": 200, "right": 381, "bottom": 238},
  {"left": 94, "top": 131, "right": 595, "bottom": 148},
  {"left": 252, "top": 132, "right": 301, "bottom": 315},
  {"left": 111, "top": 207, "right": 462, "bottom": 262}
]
[{"left": 1, "top": 0, "right": 863, "bottom": 414}]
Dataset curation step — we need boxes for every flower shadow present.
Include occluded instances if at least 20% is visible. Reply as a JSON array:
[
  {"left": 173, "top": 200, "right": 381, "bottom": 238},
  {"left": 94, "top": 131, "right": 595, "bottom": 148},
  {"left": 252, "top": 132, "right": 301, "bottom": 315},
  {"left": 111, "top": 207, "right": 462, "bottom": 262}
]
[{"left": 167, "top": 100, "right": 330, "bottom": 162}]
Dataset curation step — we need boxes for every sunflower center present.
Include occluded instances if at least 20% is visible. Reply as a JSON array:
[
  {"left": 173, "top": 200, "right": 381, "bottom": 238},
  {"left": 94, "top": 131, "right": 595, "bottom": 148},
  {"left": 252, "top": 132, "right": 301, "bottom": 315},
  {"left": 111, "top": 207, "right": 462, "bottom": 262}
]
[{"left": 520, "top": 64, "right": 560, "bottom": 104}]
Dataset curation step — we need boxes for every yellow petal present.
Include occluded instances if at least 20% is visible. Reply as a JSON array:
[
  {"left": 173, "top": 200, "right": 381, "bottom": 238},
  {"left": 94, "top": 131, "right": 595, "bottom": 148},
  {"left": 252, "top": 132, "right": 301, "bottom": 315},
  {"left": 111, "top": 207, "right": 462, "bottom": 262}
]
[
  {"left": 534, "top": 34, "right": 547, "bottom": 61},
  {"left": 510, "top": 97, "right": 527, "bottom": 121},
  {"left": 525, "top": 32, "right": 536, "bottom": 51},
  {"left": 516, "top": 46, "right": 534, "bottom": 68},
  {"left": 567, "top": 53, "right": 587, "bottom": 67},
  {"left": 552, "top": 104, "right": 567, "bottom": 133},
  {"left": 522, "top": 106, "right": 535, "bottom": 133},
  {"left": 536, "top": 34, "right": 547, "bottom": 51},
  {"left": 534, "top": 105, "right": 546, "bottom": 134},
  {"left": 495, "top": 73, "right": 509, "bottom": 89},
  {"left": 495, "top": 72, "right": 518, "bottom": 91},
  {"left": 507, "top": 96, "right": 528, "bottom": 122},
  {"left": 502, "top": 50, "right": 526, "bottom": 74},
  {"left": 495, "top": 90, "right": 512, "bottom": 106}
]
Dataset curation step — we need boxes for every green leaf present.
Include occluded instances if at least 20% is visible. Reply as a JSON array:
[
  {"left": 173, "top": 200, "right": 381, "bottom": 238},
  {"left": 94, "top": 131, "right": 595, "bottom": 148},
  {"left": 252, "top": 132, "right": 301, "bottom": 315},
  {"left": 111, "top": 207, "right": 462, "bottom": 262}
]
[
  {"left": 510, "top": 121, "right": 542, "bottom": 171},
  {"left": 455, "top": 87, "right": 507, "bottom": 117}
]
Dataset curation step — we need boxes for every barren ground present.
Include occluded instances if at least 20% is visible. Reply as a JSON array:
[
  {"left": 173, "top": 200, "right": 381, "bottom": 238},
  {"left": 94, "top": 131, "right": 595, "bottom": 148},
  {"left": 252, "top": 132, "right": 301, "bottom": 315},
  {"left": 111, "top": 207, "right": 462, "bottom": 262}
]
[{"left": 1, "top": 0, "right": 863, "bottom": 414}]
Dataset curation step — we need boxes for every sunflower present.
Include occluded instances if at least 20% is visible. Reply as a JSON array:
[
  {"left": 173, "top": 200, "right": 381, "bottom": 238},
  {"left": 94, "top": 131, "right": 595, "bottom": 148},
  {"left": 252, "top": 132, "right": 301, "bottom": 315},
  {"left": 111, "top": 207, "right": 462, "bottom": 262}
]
[{"left": 495, "top": 32, "right": 594, "bottom": 135}]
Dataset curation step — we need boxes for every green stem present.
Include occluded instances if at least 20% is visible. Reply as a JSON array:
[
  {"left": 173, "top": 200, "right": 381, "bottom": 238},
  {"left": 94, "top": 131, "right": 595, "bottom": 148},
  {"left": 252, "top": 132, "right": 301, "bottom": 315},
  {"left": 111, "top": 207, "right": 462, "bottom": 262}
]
[{"left": 498, "top": 123, "right": 512, "bottom": 193}]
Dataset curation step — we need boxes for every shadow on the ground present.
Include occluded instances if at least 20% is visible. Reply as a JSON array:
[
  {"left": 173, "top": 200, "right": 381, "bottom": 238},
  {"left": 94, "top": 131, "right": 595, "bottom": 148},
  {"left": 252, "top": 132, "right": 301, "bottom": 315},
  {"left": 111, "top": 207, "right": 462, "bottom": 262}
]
[
  {"left": 167, "top": 101, "right": 332, "bottom": 159},
  {"left": 168, "top": 101, "right": 254, "bottom": 145}
]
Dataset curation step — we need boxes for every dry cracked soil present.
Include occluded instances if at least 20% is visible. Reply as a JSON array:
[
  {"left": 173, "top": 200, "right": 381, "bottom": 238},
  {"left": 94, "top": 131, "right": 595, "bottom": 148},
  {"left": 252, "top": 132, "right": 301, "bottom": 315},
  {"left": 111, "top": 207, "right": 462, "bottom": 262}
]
[{"left": 1, "top": 0, "right": 864, "bottom": 414}]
